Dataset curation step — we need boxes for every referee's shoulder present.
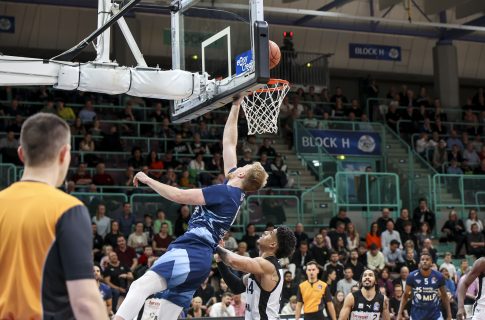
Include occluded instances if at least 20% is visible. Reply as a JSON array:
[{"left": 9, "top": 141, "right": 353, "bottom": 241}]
[{"left": 44, "top": 187, "right": 85, "bottom": 211}]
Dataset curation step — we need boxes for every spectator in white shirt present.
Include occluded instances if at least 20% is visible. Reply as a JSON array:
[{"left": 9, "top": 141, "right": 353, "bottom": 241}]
[
  {"left": 381, "top": 220, "right": 402, "bottom": 250},
  {"left": 209, "top": 292, "right": 235, "bottom": 317},
  {"left": 439, "top": 252, "right": 458, "bottom": 283},
  {"left": 465, "top": 209, "right": 484, "bottom": 233},
  {"left": 415, "top": 132, "right": 431, "bottom": 155},
  {"left": 366, "top": 244, "right": 385, "bottom": 273},
  {"left": 336, "top": 267, "right": 358, "bottom": 296}
]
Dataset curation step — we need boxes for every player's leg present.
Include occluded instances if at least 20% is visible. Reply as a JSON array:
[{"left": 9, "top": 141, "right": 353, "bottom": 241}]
[{"left": 114, "top": 270, "right": 167, "bottom": 320}]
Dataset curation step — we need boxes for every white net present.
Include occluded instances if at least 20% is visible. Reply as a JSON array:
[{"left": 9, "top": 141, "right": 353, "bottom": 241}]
[{"left": 241, "top": 79, "right": 290, "bottom": 135}]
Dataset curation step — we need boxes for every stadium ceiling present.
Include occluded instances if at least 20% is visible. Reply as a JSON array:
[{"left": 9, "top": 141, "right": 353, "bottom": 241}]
[{"left": 8, "top": 0, "right": 485, "bottom": 43}]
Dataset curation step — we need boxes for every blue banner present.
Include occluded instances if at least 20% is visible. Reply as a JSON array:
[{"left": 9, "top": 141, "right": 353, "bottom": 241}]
[
  {"left": 349, "top": 43, "right": 401, "bottom": 61},
  {"left": 235, "top": 49, "right": 253, "bottom": 76},
  {"left": 0, "top": 16, "right": 15, "bottom": 33},
  {"left": 298, "top": 130, "right": 381, "bottom": 156}
]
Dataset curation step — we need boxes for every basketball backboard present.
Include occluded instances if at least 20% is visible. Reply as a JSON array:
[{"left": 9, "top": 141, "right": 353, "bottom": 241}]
[{"left": 170, "top": 0, "right": 270, "bottom": 123}]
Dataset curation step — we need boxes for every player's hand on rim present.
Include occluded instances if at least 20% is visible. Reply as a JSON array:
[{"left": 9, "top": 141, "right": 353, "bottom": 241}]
[{"left": 133, "top": 172, "right": 150, "bottom": 187}]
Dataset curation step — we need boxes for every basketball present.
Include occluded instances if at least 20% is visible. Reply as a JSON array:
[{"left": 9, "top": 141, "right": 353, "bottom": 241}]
[{"left": 269, "top": 40, "right": 281, "bottom": 69}]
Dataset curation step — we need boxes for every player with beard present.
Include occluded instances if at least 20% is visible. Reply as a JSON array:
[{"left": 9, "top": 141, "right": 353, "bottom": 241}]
[
  {"left": 338, "top": 269, "right": 390, "bottom": 320},
  {"left": 397, "top": 253, "right": 451, "bottom": 320}
]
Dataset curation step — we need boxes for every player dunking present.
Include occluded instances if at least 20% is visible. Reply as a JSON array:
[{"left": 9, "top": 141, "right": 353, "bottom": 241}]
[
  {"left": 215, "top": 227, "right": 297, "bottom": 320},
  {"left": 457, "top": 257, "right": 485, "bottom": 320},
  {"left": 338, "top": 269, "right": 390, "bottom": 320},
  {"left": 114, "top": 97, "right": 268, "bottom": 320},
  {"left": 397, "top": 253, "right": 451, "bottom": 320}
]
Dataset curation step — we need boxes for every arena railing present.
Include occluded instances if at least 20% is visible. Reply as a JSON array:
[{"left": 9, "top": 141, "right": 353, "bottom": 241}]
[
  {"left": 243, "top": 194, "right": 301, "bottom": 230},
  {"left": 432, "top": 174, "right": 485, "bottom": 219},
  {"left": 70, "top": 192, "right": 129, "bottom": 216},
  {"left": 0, "top": 163, "right": 16, "bottom": 190},
  {"left": 300, "top": 176, "right": 336, "bottom": 228},
  {"left": 336, "top": 171, "right": 401, "bottom": 231}
]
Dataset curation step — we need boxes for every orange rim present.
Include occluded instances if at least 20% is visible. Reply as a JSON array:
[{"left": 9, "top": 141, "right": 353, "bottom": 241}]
[{"left": 253, "top": 78, "right": 290, "bottom": 93}]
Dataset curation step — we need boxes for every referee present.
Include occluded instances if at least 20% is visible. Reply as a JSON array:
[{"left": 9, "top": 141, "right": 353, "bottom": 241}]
[
  {"left": 296, "top": 260, "right": 337, "bottom": 320},
  {"left": 0, "top": 113, "right": 107, "bottom": 319}
]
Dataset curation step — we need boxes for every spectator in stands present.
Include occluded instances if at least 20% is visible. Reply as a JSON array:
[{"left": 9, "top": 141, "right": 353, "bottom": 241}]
[
  {"left": 5, "top": 98, "right": 22, "bottom": 117},
  {"left": 189, "top": 132, "right": 207, "bottom": 155},
  {"left": 205, "top": 151, "right": 223, "bottom": 173},
  {"left": 386, "top": 101, "right": 400, "bottom": 132},
  {"left": 92, "top": 223, "right": 104, "bottom": 262},
  {"left": 215, "top": 278, "right": 231, "bottom": 302},
  {"left": 94, "top": 264, "right": 113, "bottom": 317},
  {"left": 413, "top": 197, "right": 436, "bottom": 232},
  {"left": 294, "top": 223, "right": 310, "bottom": 248},
  {"left": 400, "top": 105, "right": 418, "bottom": 137},
  {"left": 281, "top": 295, "right": 298, "bottom": 316},
  {"left": 101, "top": 125, "right": 123, "bottom": 152},
  {"left": 366, "top": 244, "right": 385, "bottom": 273},
  {"left": 432, "top": 139, "right": 447, "bottom": 171},
  {"left": 381, "top": 220, "right": 402, "bottom": 250},
  {"left": 400, "top": 222, "right": 418, "bottom": 249},
  {"left": 40, "top": 99, "right": 56, "bottom": 115},
  {"left": 159, "top": 117, "right": 175, "bottom": 140},
  {"left": 161, "top": 151, "right": 181, "bottom": 171},
  {"left": 392, "top": 266, "right": 409, "bottom": 291},
  {"left": 416, "top": 222, "right": 432, "bottom": 249},
  {"left": 241, "top": 135, "right": 259, "bottom": 157},
  {"left": 209, "top": 292, "right": 235, "bottom": 317},
  {"left": 421, "top": 238, "right": 437, "bottom": 262},
  {"left": 56, "top": 99, "right": 75, "bottom": 123},
  {"left": 366, "top": 222, "right": 381, "bottom": 250},
  {"left": 466, "top": 223, "right": 485, "bottom": 257},
  {"left": 474, "top": 158, "right": 485, "bottom": 174},
  {"left": 324, "top": 251, "right": 344, "bottom": 281},
  {"left": 92, "top": 162, "right": 115, "bottom": 186},
  {"left": 127, "top": 147, "right": 144, "bottom": 170},
  {"left": 465, "top": 208, "right": 483, "bottom": 233},
  {"left": 346, "top": 99, "right": 363, "bottom": 118},
  {"left": 329, "top": 208, "right": 351, "bottom": 229},
  {"left": 415, "top": 132, "right": 431, "bottom": 156},
  {"left": 389, "top": 284, "right": 409, "bottom": 319},
  {"left": 152, "top": 209, "right": 172, "bottom": 235},
  {"left": 146, "top": 150, "right": 164, "bottom": 177},
  {"left": 142, "top": 215, "right": 154, "bottom": 243},
  {"left": 127, "top": 222, "right": 148, "bottom": 255},
  {"left": 235, "top": 241, "right": 250, "bottom": 257},
  {"left": 186, "top": 296, "right": 205, "bottom": 318},
  {"left": 332, "top": 98, "right": 346, "bottom": 119},
  {"left": 103, "top": 251, "right": 133, "bottom": 312},
  {"left": 169, "top": 133, "right": 190, "bottom": 157},
  {"left": 115, "top": 235, "right": 137, "bottom": 272},
  {"left": 336, "top": 267, "right": 358, "bottom": 296},
  {"left": 152, "top": 222, "right": 173, "bottom": 256},
  {"left": 441, "top": 210, "right": 466, "bottom": 257},
  {"left": 194, "top": 277, "right": 215, "bottom": 309},
  {"left": 447, "top": 129, "right": 464, "bottom": 151},
  {"left": 403, "top": 248, "right": 418, "bottom": 272},
  {"left": 440, "top": 268, "right": 456, "bottom": 298},
  {"left": 90, "top": 119, "right": 102, "bottom": 136},
  {"left": 280, "top": 96, "right": 292, "bottom": 120},
  {"left": 377, "top": 267, "right": 394, "bottom": 298},
  {"left": 376, "top": 208, "right": 394, "bottom": 235},
  {"left": 383, "top": 240, "right": 404, "bottom": 272},
  {"left": 310, "top": 233, "right": 331, "bottom": 267},
  {"left": 71, "top": 117, "right": 86, "bottom": 136},
  {"left": 179, "top": 170, "right": 195, "bottom": 188},
  {"left": 395, "top": 208, "right": 412, "bottom": 234},
  {"left": 270, "top": 153, "right": 291, "bottom": 188},
  {"left": 117, "top": 202, "right": 135, "bottom": 238},
  {"left": 238, "top": 148, "right": 254, "bottom": 167},
  {"left": 331, "top": 87, "right": 348, "bottom": 104},
  {"left": 447, "top": 158, "right": 463, "bottom": 174},
  {"left": 448, "top": 144, "right": 464, "bottom": 164},
  {"left": 104, "top": 220, "right": 122, "bottom": 249},
  {"left": 92, "top": 204, "right": 111, "bottom": 238},
  {"left": 419, "top": 117, "right": 433, "bottom": 134},
  {"left": 345, "top": 249, "right": 365, "bottom": 282},
  {"left": 79, "top": 99, "right": 96, "bottom": 124},
  {"left": 240, "top": 223, "right": 258, "bottom": 251},
  {"left": 439, "top": 252, "right": 458, "bottom": 284},
  {"left": 328, "top": 222, "right": 348, "bottom": 250},
  {"left": 291, "top": 241, "right": 314, "bottom": 282},
  {"left": 258, "top": 138, "right": 276, "bottom": 157},
  {"left": 462, "top": 142, "right": 481, "bottom": 168},
  {"left": 0, "top": 130, "right": 20, "bottom": 164},
  {"left": 346, "top": 223, "right": 360, "bottom": 251},
  {"left": 290, "top": 96, "right": 305, "bottom": 118},
  {"left": 303, "top": 109, "right": 319, "bottom": 128},
  {"left": 174, "top": 204, "right": 191, "bottom": 237},
  {"left": 222, "top": 230, "right": 237, "bottom": 251}
]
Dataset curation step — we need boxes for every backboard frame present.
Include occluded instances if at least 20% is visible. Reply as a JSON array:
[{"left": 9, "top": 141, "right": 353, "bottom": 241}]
[{"left": 169, "top": 0, "right": 270, "bottom": 123}]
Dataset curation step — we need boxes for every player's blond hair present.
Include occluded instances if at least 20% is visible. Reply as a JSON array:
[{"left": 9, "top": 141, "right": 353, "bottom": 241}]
[{"left": 241, "top": 162, "right": 268, "bottom": 192}]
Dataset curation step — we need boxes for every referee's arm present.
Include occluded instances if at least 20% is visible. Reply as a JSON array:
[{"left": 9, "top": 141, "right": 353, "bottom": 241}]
[
  {"left": 323, "top": 286, "right": 337, "bottom": 320},
  {"left": 58, "top": 205, "right": 109, "bottom": 319}
]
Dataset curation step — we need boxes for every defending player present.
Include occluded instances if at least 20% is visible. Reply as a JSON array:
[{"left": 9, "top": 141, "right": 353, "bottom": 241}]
[
  {"left": 457, "top": 257, "right": 485, "bottom": 320},
  {"left": 215, "top": 227, "right": 297, "bottom": 320},
  {"left": 114, "top": 97, "right": 268, "bottom": 320},
  {"left": 397, "top": 253, "right": 451, "bottom": 320},
  {"left": 338, "top": 269, "right": 390, "bottom": 320}
]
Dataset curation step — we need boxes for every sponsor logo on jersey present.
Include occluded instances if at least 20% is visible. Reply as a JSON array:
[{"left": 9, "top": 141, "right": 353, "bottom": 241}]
[
  {"left": 416, "top": 279, "right": 421, "bottom": 284},
  {"left": 431, "top": 277, "right": 437, "bottom": 284},
  {"left": 373, "top": 302, "right": 380, "bottom": 311},
  {"left": 358, "top": 303, "right": 364, "bottom": 309}
]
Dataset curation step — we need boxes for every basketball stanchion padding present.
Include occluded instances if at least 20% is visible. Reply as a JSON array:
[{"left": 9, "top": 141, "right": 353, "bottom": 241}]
[{"left": 241, "top": 79, "right": 290, "bottom": 135}]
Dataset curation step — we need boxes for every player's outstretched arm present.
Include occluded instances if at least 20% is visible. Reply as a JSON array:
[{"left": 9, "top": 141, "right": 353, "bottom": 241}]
[
  {"left": 338, "top": 293, "right": 354, "bottom": 320},
  {"left": 439, "top": 285, "right": 452, "bottom": 320},
  {"left": 397, "top": 284, "right": 412, "bottom": 320},
  {"left": 215, "top": 254, "right": 246, "bottom": 295},
  {"left": 457, "top": 258, "right": 485, "bottom": 320},
  {"left": 382, "top": 296, "right": 391, "bottom": 320},
  {"left": 133, "top": 172, "right": 205, "bottom": 205},
  {"left": 222, "top": 96, "right": 243, "bottom": 175},
  {"left": 216, "top": 245, "right": 270, "bottom": 275}
]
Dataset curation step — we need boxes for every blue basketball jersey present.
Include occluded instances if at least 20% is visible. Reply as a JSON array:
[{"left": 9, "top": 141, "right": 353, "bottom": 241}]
[
  {"left": 406, "top": 269, "right": 445, "bottom": 320},
  {"left": 182, "top": 178, "right": 245, "bottom": 248}
]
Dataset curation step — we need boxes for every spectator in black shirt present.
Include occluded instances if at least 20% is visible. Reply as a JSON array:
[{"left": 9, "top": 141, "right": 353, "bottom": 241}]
[
  {"left": 329, "top": 208, "right": 351, "bottom": 230},
  {"left": 294, "top": 223, "right": 310, "bottom": 248},
  {"left": 395, "top": 208, "right": 412, "bottom": 234},
  {"left": 328, "top": 222, "right": 348, "bottom": 249},
  {"left": 237, "top": 148, "right": 254, "bottom": 167},
  {"left": 441, "top": 210, "right": 466, "bottom": 257},
  {"left": 92, "top": 223, "right": 104, "bottom": 263},
  {"left": 194, "top": 277, "right": 216, "bottom": 308},
  {"left": 345, "top": 249, "right": 365, "bottom": 281},
  {"left": 310, "top": 233, "right": 331, "bottom": 267},
  {"left": 376, "top": 208, "right": 394, "bottom": 235},
  {"left": 290, "top": 241, "right": 313, "bottom": 282},
  {"left": 257, "top": 138, "right": 276, "bottom": 157},
  {"left": 345, "top": 99, "right": 363, "bottom": 118},
  {"left": 413, "top": 198, "right": 436, "bottom": 232},
  {"left": 128, "top": 147, "right": 145, "bottom": 170},
  {"left": 281, "top": 271, "right": 298, "bottom": 307},
  {"left": 241, "top": 223, "right": 258, "bottom": 251},
  {"left": 330, "top": 87, "right": 348, "bottom": 104},
  {"left": 101, "top": 125, "right": 123, "bottom": 152},
  {"left": 400, "top": 222, "right": 418, "bottom": 249},
  {"left": 174, "top": 205, "right": 191, "bottom": 237},
  {"left": 386, "top": 101, "right": 401, "bottom": 132}
]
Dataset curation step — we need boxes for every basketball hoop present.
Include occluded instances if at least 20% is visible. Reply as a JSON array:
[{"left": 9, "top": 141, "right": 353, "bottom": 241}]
[{"left": 241, "top": 79, "right": 290, "bottom": 135}]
